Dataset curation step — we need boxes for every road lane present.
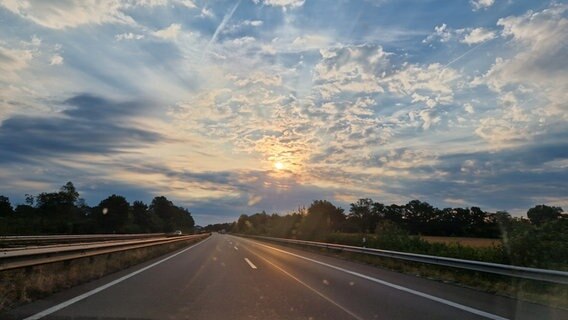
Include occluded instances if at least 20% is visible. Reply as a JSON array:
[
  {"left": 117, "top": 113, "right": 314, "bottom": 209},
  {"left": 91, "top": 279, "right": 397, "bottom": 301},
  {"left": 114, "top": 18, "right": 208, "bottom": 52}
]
[
  {"left": 4, "top": 233, "right": 567, "bottom": 320},
  {"left": 233, "top": 235, "right": 568, "bottom": 320},
  {"left": 234, "top": 236, "right": 502, "bottom": 320}
]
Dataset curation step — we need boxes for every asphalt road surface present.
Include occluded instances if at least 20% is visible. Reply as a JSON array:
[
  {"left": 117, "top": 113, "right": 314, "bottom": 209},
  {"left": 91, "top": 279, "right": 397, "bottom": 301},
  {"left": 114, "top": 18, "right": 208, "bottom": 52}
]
[{"left": 4, "top": 233, "right": 567, "bottom": 320}]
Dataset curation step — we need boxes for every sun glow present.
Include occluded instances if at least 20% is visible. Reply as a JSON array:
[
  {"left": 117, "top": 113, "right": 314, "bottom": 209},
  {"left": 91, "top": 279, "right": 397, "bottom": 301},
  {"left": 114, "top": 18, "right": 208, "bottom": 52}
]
[{"left": 274, "top": 162, "right": 284, "bottom": 170}]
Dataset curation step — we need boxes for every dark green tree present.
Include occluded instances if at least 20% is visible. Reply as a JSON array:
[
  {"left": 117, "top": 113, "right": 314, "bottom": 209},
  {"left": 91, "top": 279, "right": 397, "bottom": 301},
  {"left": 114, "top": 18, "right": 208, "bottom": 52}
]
[
  {"left": 349, "top": 198, "right": 378, "bottom": 233},
  {"left": 384, "top": 204, "right": 404, "bottom": 224},
  {"left": 0, "top": 196, "right": 13, "bottom": 217},
  {"left": 132, "top": 200, "right": 163, "bottom": 232},
  {"left": 60, "top": 181, "right": 80, "bottom": 204},
  {"left": 150, "top": 196, "right": 194, "bottom": 232},
  {"left": 235, "top": 214, "right": 250, "bottom": 233},
  {"left": 527, "top": 205, "right": 563, "bottom": 225},
  {"left": 35, "top": 182, "right": 82, "bottom": 233},
  {"left": 404, "top": 200, "right": 436, "bottom": 235},
  {"left": 95, "top": 195, "right": 130, "bottom": 233},
  {"left": 298, "top": 200, "right": 345, "bottom": 239}
]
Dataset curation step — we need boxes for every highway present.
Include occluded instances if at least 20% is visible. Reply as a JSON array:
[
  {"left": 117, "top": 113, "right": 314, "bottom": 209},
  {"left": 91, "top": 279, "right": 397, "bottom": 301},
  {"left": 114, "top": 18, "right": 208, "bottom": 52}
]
[{"left": 4, "top": 233, "right": 567, "bottom": 320}]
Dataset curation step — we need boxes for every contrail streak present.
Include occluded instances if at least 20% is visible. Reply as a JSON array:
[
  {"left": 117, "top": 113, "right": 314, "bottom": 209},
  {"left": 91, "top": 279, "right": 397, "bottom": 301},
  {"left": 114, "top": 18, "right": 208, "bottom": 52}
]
[
  {"left": 444, "top": 40, "right": 488, "bottom": 69},
  {"left": 204, "top": 0, "right": 241, "bottom": 57}
]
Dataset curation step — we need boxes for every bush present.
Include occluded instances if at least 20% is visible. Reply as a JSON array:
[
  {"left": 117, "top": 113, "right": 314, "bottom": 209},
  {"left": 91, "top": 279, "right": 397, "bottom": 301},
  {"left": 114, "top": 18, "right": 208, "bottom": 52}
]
[{"left": 506, "top": 218, "right": 568, "bottom": 270}]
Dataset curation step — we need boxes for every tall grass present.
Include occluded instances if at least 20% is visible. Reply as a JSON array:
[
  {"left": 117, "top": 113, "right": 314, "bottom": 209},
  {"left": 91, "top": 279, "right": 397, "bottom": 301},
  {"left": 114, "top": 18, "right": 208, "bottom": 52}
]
[{"left": 323, "top": 232, "right": 507, "bottom": 264}]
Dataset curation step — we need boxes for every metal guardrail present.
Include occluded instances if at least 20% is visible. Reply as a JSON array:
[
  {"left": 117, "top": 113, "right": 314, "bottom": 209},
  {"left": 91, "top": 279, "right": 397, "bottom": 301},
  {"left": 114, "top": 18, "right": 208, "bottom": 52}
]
[
  {"left": 0, "top": 234, "right": 210, "bottom": 271},
  {"left": 0, "top": 233, "right": 167, "bottom": 247},
  {"left": 242, "top": 235, "right": 568, "bottom": 284}
]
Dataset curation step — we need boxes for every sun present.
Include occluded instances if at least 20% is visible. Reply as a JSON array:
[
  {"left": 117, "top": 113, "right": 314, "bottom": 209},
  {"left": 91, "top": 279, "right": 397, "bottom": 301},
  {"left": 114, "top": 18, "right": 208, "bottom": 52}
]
[{"left": 274, "top": 162, "right": 284, "bottom": 170}]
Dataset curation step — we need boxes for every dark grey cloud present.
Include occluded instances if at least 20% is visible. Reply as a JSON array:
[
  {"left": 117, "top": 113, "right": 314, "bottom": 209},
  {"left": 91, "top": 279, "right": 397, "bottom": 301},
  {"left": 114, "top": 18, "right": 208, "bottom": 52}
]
[
  {"left": 0, "top": 94, "right": 165, "bottom": 164},
  {"left": 439, "top": 137, "right": 568, "bottom": 175},
  {"left": 378, "top": 139, "right": 568, "bottom": 212}
]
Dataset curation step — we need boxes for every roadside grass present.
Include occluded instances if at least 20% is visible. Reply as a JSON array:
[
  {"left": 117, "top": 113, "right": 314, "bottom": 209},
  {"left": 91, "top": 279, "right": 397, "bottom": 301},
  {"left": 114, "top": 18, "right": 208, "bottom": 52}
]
[
  {"left": 255, "top": 238, "right": 568, "bottom": 310},
  {"left": 323, "top": 233, "right": 506, "bottom": 264},
  {"left": 420, "top": 236, "right": 500, "bottom": 248},
  {"left": 0, "top": 236, "right": 208, "bottom": 312}
]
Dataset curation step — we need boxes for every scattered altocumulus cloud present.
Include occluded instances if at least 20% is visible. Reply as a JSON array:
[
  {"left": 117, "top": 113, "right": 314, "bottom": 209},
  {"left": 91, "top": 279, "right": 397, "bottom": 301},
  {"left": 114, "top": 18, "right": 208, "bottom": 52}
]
[
  {"left": 424, "top": 25, "right": 496, "bottom": 45},
  {"left": 0, "top": 0, "right": 135, "bottom": 29},
  {"left": 49, "top": 54, "right": 64, "bottom": 65},
  {"left": 0, "top": 0, "right": 566, "bottom": 224},
  {"left": 153, "top": 23, "right": 182, "bottom": 40},
  {"left": 253, "top": 0, "right": 305, "bottom": 9},
  {"left": 470, "top": 0, "right": 495, "bottom": 11},
  {"left": 461, "top": 27, "right": 496, "bottom": 45},
  {"left": 115, "top": 32, "right": 145, "bottom": 41}
]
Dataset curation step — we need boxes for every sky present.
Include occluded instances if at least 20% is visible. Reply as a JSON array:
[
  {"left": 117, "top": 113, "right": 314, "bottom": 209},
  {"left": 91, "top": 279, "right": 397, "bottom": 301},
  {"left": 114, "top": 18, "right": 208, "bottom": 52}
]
[{"left": 0, "top": 0, "right": 566, "bottom": 225}]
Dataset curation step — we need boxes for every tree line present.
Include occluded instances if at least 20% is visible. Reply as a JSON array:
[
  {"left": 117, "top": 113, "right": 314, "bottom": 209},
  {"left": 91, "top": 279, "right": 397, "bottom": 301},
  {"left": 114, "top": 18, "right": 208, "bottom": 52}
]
[
  {"left": 231, "top": 199, "right": 565, "bottom": 239},
  {"left": 229, "top": 200, "right": 567, "bottom": 269},
  {"left": 0, "top": 182, "right": 195, "bottom": 235}
]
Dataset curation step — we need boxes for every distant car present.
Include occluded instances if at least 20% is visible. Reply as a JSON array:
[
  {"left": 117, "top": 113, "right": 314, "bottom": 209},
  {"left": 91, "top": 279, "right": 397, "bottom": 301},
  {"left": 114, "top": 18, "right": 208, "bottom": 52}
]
[{"left": 173, "top": 230, "right": 182, "bottom": 236}]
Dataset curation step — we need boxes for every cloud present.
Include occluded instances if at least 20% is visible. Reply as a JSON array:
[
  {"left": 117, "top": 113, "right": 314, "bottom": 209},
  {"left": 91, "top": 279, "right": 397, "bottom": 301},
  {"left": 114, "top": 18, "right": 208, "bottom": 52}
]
[
  {"left": 115, "top": 33, "right": 145, "bottom": 41},
  {"left": 127, "top": 0, "right": 169, "bottom": 6},
  {"left": 49, "top": 54, "right": 64, "bottom": 65},
  {"left": 199, "top": 7, "right": 215, "bottom": 19},
  {"left": 473, "top": 4, "right": 568, "bottom": 124},
  {"left": 429, "top": 139, "right": 568, "bottom": 208},
  {"left": 0, "top": 0, "right": 199, "bottom": 29},
  {"left": 422, "top": 24, "right": 453, "bottom": 44},
  {"left": 474, "top": 116, "right": 531, "bottom": 148},
  {"left": 176, "top": 0, "right": 197, "bottom": 8},
  {"left": 461, "top": 27, "right": 496, "bottom": 45},
  {"left": 0, "top": 45, "right": 33, "bottom": 72},
  {"left": 0, "top": 94, "right": 165, "bottom": 164},
  {"left": 222, "top": 19, "right": 264, "bottom": 34},
  {"left": 253, "top": 0, "right": 305, "bottom": 9},
  {"left": 470, "top": 0, "right": 495, "bottom": 11},
  {"left": 384, "top": 63, "right": 460, "bottom": 107},
  {"left": 227, "top": 36, "right": 256, "bottom": 46},
  {"left": 245, "top": 20, "right": 263, "bottom": 27},
  {"left": 207, "top": 0, "right": 241, "bottom": 49},
  {"left": 0, "top": 0, "right": 136, "bottom": 29},
  {"left": 248, "top": 194, "right": 263, "bottom": 206},
  {"left": 313, "top": 44, "right": 391, "bottom": 97},
  {"left": 291, "top": 35, "right": 331, "bottom": 50},
  {"left": 1, "top": 0, "right": 566, "bottom": 224},
  {"left": 153, "top": 23, "right": 182, "bottom": 40},
  {"left": 424, "top": 25, "right": 496, "bottom": 45}
]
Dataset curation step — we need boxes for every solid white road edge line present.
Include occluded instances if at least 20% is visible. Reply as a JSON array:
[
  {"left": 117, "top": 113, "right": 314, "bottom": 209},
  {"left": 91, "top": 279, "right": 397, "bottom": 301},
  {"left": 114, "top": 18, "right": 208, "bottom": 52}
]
[
  {"left": 239, "top": 237, "right": 509, "bottom": 320},
  {"left": 23, "top": 237, "right": 211, "bottom": 320},
  {"left": 244, "top": 257, "right": 257, "bottom": 269}
]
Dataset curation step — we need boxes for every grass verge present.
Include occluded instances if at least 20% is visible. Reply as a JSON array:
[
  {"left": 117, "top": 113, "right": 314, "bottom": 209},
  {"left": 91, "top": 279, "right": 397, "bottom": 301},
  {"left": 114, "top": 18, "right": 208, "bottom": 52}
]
[{"left": 0, "top": 235, "right": 209, "bottom": 312}]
